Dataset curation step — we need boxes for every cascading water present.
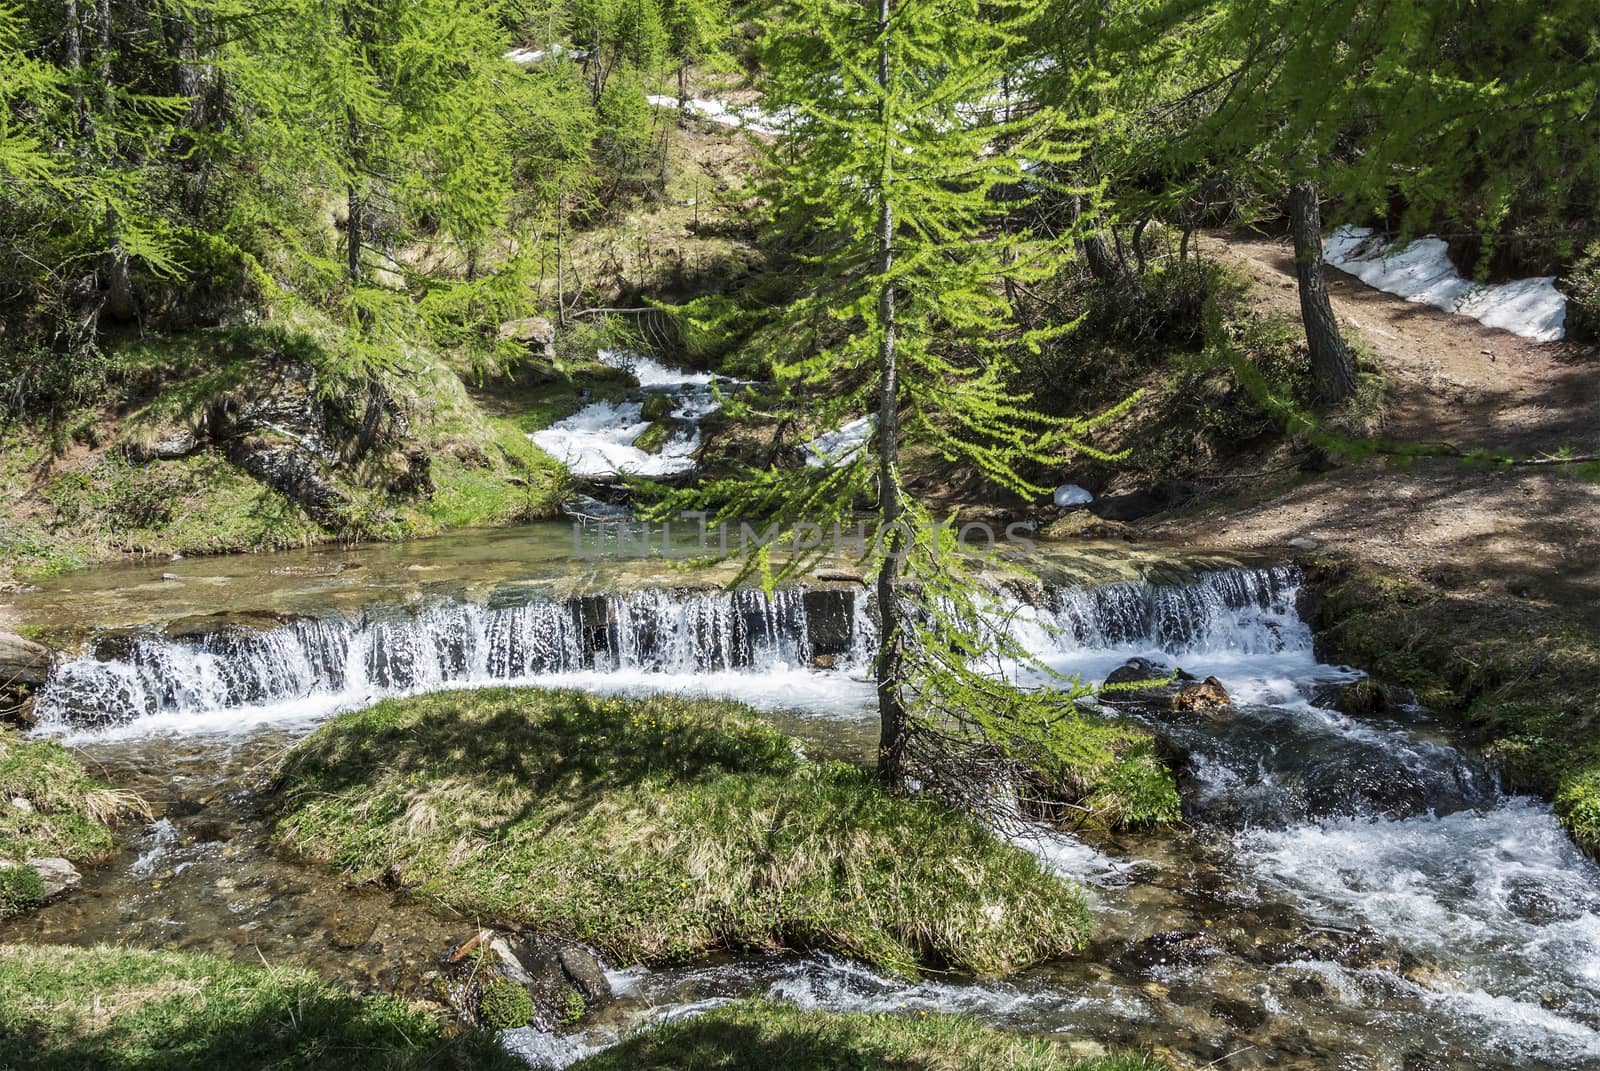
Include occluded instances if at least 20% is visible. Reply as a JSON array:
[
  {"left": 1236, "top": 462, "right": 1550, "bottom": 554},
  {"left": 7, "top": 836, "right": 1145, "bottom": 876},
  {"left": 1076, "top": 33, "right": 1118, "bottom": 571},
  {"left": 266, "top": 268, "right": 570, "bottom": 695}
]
[
  {"left": 34, "top": 564, "right": 1307, "bottom": 740},
  {"left": 529, "top": 351, "right": 725, "bottom": 479},
  {"left": 22, "top": 558, "right": 1600, "bottom": 1069}
]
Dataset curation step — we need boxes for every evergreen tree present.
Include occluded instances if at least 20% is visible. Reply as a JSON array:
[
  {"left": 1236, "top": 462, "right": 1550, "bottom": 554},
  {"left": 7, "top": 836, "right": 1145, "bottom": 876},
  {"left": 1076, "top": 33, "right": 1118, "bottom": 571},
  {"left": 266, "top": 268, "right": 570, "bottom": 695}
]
[
  {"left": 665, "top": 0, "right": 1134, "bottom": 796},
  {"left": 661, "top": 0, "right": 729, "bottom": 102},
  {"left": 1102, "top": 0, "right": 1600, "bottom": 404},
  {"left": 236, "top": 0, "right": 516, "bottom": 359}
]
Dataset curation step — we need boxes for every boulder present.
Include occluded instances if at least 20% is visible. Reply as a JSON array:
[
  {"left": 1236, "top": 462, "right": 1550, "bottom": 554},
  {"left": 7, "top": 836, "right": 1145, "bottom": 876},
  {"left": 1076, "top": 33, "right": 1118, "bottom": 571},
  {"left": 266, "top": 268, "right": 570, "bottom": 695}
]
[
  {"left": 123, "top": 427, "right": 200, "bottom": 462},
  {"left": 26, "top": 857, "right": 81, "bottom": 899},
  {"left": 226, "top": 435, "right": 353, "bottom": 529},
  {"left": 0, "top": 632, "right": 52, "bottom": 687},
  {"left": 1099, "top": 658, "right": 1193, "bottom": 707},
  {"left": 498, "top": 316, "right": 557, "bottom": 359},
  {"left": 0, "top": 632, "right": 52, "bottom": 729},
  {"left": 1330, "top": 678, "right": 1394, "bottom": 717},
  {"left": 1172, "top": 676, "right": 1231, "bottom": 712},
  {"left": 557, "top": 946, "right": 612, "bottom": 1003}
]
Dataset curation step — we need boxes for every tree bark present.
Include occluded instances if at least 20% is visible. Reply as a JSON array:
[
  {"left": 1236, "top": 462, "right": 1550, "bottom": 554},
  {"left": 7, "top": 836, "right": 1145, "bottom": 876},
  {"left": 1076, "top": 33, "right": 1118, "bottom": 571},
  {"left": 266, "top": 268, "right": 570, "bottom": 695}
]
[
  {"left": 64, "top": 0, "right": 85, "bottom": 133},
  {"left": 1288, "top": 181, "right": 1359, "bottom": 405},
  {"left": 1072, "top": 195, "right": 1124, "bottom": 283},
  {"left": 95, "top": 0, "right": 135, "bottom": 322},
  {"left": 874, "top": 0, "right": 908, "bottom": 788}
]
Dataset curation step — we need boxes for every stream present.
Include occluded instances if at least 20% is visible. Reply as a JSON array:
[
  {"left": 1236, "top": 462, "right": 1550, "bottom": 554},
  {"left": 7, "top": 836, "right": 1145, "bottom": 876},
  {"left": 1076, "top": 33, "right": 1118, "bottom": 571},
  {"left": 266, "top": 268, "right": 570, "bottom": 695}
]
[{"left": 4, "top": 526, "right": 1599, "bottom": 1070}]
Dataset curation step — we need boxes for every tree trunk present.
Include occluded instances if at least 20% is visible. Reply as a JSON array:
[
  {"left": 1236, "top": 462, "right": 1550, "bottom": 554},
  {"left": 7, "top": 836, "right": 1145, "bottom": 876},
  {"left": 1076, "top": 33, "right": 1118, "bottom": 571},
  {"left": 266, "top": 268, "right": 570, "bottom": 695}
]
[
  {"left": 1288, "top": 182, "right": 1359, "bottom": 405},
  {"left": 95, "top": 0, "right": 135, "bottom": 322},
  {"left": 874, "top": 0, "right": 908, "bottom": 788},
  {"left": 64, "top": 0, "right": 85, "bottom": 133},
  {"left": 346, "top": 182, "right": 363, "bottom": 285},
  {"left": 1073, "top": 195, "right": 1124, "bottom": 283}
]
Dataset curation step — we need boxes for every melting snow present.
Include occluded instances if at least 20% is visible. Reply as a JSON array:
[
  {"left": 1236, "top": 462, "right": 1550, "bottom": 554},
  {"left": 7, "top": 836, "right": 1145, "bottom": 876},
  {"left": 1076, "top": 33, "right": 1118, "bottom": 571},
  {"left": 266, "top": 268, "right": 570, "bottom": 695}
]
[
  {"left": 1324, "top": 225, "right": 1567, "bottom": 342},
  {"left": 504, "top": 45, "right": 587, "bottom": 66},
  {"left": 1053, "top": 484, "right": 1093, "bottom": 507},
  {"left": 645, "top": 95, "right": 784, "bottom": 136},
  {"left": 803, "top": 416, "right": 875, "bottom": 469}
]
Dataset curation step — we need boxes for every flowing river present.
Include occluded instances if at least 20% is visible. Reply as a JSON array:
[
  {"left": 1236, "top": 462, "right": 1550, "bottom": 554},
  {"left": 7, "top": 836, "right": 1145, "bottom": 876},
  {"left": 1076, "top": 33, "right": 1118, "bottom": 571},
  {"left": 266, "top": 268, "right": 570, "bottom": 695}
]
[{"left": 4, "top": 526, "right": 1598, "bottom": 1070}]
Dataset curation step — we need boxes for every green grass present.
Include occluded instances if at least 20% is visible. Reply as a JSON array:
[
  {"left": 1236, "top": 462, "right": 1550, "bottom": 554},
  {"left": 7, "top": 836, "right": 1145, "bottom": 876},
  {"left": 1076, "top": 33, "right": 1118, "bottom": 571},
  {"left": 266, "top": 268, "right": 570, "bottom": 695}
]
[
  {"left": 570, "top": 999, "right": 1163, "bottom": 1071},
  {"left": 271, "top": 689, "right": 1092, "bottom": 978},
  {"left": 0, "top": 735, "right": 147, "bottom": 869},
  {"left": 38, "top": 451, "right": 325, "bottom": 562},
  {"left": 1313, "top": 561, "right": 1600, "bottom": 855},
  {"left": 0, "top": 944, "right": 522, "bottom": 1071}
]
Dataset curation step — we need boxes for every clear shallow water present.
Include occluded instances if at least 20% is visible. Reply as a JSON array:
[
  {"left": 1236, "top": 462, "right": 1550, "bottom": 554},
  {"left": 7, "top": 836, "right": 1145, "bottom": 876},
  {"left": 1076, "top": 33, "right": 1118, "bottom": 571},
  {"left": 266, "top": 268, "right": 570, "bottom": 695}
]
[{"left": 8, "top": 538, "right": 1600, "bottom": 1070}]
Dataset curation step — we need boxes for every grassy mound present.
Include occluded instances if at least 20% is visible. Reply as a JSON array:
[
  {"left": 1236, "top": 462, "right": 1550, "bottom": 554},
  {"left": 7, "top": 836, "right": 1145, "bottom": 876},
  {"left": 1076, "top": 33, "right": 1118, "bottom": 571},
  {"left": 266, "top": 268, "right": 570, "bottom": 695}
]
[
  {"left": 570, "top": 999, "right": 1162, "bottom": 1071},
  {"left": 0, "top": 737, "right": 143, "bottom": 865},
  {"left": 271, "top": 689, "right": 1092, "bottom": 978},
  {"left": 0, "top": 944, "right": 520, "bottom": 1071},
  {"left": 1312, "top": 560, "right": 1600, "bottom": 854}
]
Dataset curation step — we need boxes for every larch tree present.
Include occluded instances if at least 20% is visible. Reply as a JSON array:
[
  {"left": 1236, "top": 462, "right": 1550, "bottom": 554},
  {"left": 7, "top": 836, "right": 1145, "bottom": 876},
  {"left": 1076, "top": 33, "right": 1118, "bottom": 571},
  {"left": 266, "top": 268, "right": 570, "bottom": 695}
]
[
  {"left": 662, "top": 0, "right": 1159, "bottom": 810},
  {"left": 237, "top": 0, "right": 515, "bottom": 363},
  {"left": 1109, "top": 0, "right": 1599, "bottom": 406},
  {"left": 661, "top": 0, "right": 729, "bottom": 103}
]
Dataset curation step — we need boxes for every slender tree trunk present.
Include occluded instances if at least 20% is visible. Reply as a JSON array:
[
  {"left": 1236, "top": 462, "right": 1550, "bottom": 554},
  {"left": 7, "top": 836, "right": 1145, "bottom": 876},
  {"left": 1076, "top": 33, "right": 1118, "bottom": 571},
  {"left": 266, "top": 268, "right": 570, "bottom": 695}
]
[
  {"left": 346, "top": 181, "right": 363, "bottom": 285},
  {"left": 64, "top": 0, "right": 86, "bottom": 133},
  {"left": 95, "top": 0, "right": 136, "bottom": 322},
  {"left": 874, "top": 0, "right": 907, "bottom": 787},
  {"left": 1073, "top": 194, "right": 1123, "bottom": 283},
  {"left": 1288, "top": 181, "right": 1359, "bottom": 405}
]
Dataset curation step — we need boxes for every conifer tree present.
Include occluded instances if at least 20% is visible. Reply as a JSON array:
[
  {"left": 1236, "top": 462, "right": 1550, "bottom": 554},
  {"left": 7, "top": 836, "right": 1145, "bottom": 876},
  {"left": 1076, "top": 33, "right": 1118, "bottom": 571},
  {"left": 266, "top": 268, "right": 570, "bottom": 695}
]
[
  {"left": 661, "top": 0, "right": 729, "bottom": 102},
  {"left": 666, "top": 0, "right": 1138, "bottom": 797},
  {"left": 1103, "top": 0, "right": 1600, "bottom": 404},
  {"left": 238, "top": 0, "right": 515, "bottom": 364}
]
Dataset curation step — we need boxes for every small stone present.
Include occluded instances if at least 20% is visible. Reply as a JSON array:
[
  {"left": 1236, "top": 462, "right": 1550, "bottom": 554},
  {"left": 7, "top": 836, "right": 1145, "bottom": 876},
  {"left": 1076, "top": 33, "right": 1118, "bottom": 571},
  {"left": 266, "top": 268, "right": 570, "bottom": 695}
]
[
  {"left": 1287, "top": 536, "right": 1320, "bottom": 551},
  {"left": 10, "top": 798, "right": 33, "bottom": 814},
  {"left": 26, "top": 857, "right": 80, "bottom": 899}
]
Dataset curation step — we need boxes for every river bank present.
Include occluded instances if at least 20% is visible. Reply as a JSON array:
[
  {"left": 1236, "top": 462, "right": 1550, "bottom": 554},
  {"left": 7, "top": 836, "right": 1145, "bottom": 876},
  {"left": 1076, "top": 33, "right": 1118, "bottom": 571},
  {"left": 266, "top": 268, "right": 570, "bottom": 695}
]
[{"left": 2, "top": 530, "right": 1597, "bottom": 1069}]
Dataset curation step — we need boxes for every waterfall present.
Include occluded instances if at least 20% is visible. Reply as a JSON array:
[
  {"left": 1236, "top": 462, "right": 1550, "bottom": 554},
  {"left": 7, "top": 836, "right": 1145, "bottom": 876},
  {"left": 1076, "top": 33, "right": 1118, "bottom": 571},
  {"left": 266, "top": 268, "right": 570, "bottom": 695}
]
[{"left": 34, "top": 565, "right": 1304, "bottom": 736}]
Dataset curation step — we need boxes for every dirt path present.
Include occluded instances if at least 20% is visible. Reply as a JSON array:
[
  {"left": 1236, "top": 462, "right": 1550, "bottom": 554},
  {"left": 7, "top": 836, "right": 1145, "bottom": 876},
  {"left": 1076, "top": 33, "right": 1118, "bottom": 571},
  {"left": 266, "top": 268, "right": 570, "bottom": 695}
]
[{"left": 1149, "top": 232, "right": 1600, "bottom": 614}]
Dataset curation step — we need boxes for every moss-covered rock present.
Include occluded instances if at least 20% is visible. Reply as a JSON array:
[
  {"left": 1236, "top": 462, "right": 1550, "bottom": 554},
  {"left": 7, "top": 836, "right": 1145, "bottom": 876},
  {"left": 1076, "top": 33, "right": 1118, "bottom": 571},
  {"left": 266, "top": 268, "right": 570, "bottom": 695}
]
[
  {"left": 631, "top": 418, "right": 676, "bottom": 454},
  {"left": 270, "top": 688, "right": 1093, "bottom": 978},
  {"left": 0, "top": 735, "right": 146, "bottom": 865},
  {"left": 477, "top": 977, "right": 535, "bottom": 1030},
  {"left": 0, "top": 866, "right": 46, "bottom": 920}
]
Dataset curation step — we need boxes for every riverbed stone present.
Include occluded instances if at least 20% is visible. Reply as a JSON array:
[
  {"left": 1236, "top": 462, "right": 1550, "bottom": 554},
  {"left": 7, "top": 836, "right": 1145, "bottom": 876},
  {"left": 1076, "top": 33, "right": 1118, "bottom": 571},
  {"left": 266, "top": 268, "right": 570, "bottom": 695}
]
[
  {"left": 802, "top": 588, "right": 855, "bottom": 657},
  {"left": 0, "top": 632, "right": 54, "bottom": 686},
  {"left": 1100, "top": 657, "right": 1195, "bottom": 707},
  {"left": 1172, "top": 676, "right": 1231, "bottom": 712},
  {"left": 558, "top": 946, "right": 611, "bottom": 1003},
  {"left": 26, "top": 857, "right": 81, "bottom": 899}
]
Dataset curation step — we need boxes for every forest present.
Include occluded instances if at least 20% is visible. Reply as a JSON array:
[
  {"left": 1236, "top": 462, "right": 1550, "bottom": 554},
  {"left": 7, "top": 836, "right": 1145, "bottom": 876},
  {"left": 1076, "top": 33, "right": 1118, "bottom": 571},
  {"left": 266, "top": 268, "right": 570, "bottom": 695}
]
[{"left": 1, "top": 1, "right": 1599, "bottom": 1069}]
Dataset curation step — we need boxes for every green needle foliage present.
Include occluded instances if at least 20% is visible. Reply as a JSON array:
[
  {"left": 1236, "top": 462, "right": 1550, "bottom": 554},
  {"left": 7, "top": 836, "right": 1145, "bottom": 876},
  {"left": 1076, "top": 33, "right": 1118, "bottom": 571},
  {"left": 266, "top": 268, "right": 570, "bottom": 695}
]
[{"left": 655, "top": 0, "right": 1170, "bottom": 825}]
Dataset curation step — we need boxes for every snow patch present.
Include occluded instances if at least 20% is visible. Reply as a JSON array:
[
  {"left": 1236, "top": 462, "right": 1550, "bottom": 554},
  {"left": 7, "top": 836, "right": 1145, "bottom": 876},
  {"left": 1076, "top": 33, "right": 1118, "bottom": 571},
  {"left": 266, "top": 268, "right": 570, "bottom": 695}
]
[
  {"left": 1053, "top": 484, "right": 1093, "bottom": 507},
  {"left": 803, "top": 416, "right": 875, "bottom": 469},
  {"left": 504, "top": 45, "right": 587, "bottom": 66},
  {"left": 1324, "top": 226, "right": 1567, "bottom": 342},
  {"left": 645, "top": 95, "right": 784, "bottom": 136}
]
